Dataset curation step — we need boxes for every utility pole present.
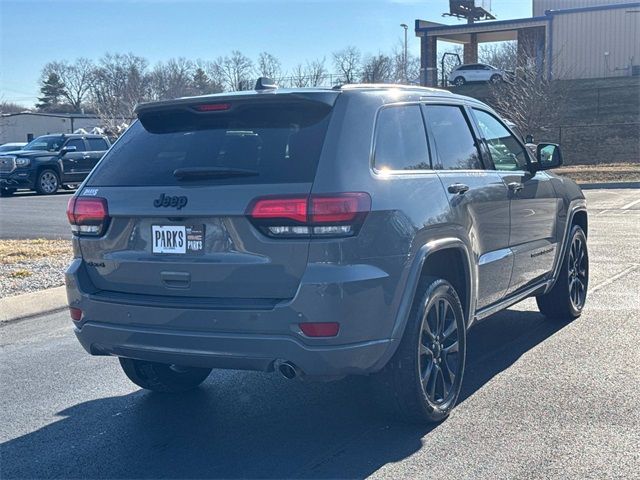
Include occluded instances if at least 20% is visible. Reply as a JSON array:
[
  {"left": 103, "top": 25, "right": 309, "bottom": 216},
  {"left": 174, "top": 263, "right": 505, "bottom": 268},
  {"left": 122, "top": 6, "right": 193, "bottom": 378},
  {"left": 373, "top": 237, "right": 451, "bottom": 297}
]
[{"left": 400, "top": 23, "right": 408, "bottom": 83}]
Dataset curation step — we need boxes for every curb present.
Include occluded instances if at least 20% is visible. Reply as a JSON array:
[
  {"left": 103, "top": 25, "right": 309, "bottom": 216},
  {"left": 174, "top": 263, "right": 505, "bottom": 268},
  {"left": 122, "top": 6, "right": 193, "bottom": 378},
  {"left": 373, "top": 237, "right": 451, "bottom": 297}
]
[
  {"left": 0, "top": 286, "right": 67, "bottom": 324},
  {"left": 578, "top": 181, "right": 640, "bottom": 190}
]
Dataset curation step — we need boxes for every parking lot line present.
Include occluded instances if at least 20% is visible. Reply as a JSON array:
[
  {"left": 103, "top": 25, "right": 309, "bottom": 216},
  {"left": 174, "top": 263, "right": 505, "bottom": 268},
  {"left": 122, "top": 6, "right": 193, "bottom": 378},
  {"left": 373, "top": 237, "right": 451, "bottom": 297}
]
[{"left": 621, "top": 197, "right": 640, "bottom": 210}]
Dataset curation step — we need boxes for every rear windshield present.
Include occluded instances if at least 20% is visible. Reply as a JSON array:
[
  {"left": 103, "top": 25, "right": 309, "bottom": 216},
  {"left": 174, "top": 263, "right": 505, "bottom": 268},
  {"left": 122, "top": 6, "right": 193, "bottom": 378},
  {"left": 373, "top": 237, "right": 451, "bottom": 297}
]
[{"left": 87, "top": 103, "right": 332, "bottom": 186}]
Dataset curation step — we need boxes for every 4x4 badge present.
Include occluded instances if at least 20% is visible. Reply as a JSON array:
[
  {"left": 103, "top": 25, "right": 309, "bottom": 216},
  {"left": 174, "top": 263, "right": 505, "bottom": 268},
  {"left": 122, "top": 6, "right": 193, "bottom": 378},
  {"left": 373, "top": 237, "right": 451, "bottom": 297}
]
[{"left": 153, "top": 193, "right": 188, "bottom": 210}]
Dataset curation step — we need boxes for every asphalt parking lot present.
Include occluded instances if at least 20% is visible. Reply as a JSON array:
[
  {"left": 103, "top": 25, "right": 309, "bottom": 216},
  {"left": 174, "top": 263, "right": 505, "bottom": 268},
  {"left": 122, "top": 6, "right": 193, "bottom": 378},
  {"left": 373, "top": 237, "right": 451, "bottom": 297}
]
[
  {"left": 0, "top": 190, "right": 74, "bottom": 239},
  {"left": 0, "top": 188, "right": 639, "bottom": 479}
]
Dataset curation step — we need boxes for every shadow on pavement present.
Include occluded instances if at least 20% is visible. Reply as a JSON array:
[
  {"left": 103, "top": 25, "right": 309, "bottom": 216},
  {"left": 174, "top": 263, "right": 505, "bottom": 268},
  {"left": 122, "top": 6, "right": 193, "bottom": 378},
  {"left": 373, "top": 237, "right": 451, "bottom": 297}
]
[{"left": 1, "top": 308, "right": 567, "bottom": 479}]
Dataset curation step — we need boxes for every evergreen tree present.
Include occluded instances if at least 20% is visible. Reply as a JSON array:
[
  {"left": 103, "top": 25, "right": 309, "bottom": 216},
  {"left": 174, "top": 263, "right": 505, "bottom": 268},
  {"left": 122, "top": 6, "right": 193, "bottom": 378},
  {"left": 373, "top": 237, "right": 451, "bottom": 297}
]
[
  {"left": 36, "top": 73, "right": 66, "bottom": 111},
  {"left": 192, "top": 68, "right": 211, "bottom": 95}
]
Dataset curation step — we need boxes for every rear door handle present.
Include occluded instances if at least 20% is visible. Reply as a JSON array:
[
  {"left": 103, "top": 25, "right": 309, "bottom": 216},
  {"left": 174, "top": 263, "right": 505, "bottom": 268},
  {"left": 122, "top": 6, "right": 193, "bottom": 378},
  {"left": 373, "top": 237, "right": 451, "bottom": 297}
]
[
  {"left": 82, "top": 155, "right": 91, "bottom": 159},
  {"left": 448, "top": 183, "right": 470, "bottom": 195},
  {"left": 508, "top": 182, "right": 524, "bottom": 193}
]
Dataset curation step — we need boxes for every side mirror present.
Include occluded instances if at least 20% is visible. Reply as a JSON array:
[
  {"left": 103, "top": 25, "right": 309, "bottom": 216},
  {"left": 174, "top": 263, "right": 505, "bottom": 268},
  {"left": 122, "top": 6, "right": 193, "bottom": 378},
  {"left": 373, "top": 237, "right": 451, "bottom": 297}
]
[
  {"left": 525, "top": 134, "right": 534, "bottom": 144},
  {"left": 60, "top": 145, "right": 77, "bottom": 155},
  {"left": 535, "top": 143, "right": 563, "bottom": 171}
]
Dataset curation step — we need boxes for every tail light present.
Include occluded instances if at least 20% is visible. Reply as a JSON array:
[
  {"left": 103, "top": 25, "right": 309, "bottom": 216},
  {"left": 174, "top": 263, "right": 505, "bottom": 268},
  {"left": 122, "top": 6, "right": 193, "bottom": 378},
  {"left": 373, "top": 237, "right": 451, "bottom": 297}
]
[
  {"left": 67, "top": 197, "right": 110, "bottom": 236},
  {"left": 248, "top": 193, "right": 371, "bottom": 238}
]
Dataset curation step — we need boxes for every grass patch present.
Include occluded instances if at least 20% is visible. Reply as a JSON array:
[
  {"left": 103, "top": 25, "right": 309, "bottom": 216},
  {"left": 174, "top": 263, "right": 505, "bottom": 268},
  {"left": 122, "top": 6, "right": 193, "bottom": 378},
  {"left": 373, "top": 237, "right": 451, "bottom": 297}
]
[
  {"left": 9, "top": 269, "right": 32, "bottom": 278},
  {"left": 555, "top": 163, "right": 640, "bottom": 183},
  {"left": 0, "top": 239, "right": 72, "bottom": 264}
]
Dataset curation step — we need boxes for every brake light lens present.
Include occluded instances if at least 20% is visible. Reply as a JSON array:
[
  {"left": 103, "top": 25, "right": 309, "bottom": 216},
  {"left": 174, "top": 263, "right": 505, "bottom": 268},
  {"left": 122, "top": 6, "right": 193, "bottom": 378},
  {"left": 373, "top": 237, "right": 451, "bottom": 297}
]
[
  {"left": 67, "top": 197, "right": 110, "bottom": 236},
  {"left": 193, "top": 103, "right": 231, "bottom": 112},
  {"left": 248, "top": 193, "right": 370, "bottom": 238}
]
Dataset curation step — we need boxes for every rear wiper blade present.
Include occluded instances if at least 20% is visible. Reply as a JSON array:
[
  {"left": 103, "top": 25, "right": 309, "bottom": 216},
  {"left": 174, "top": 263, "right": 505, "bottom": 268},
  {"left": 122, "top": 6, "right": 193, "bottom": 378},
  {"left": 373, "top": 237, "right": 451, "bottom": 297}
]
[{"left": 173, "top": 167, "right": 259, "bottom": 180}]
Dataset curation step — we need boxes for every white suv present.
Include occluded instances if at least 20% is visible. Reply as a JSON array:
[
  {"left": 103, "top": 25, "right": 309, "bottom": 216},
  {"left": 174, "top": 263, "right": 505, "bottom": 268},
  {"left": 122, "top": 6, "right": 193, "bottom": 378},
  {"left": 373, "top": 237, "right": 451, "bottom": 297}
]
[{"left": 448, "top": 63, "right": 510, "bottom": 86}]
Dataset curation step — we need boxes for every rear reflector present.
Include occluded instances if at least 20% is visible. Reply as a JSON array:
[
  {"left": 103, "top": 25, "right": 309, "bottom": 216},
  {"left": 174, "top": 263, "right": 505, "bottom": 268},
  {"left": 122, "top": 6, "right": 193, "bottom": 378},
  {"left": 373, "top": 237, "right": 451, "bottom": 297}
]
[
  {"left": 69, "top": 307, "right": 83, "bottom": 322},
  {"left": 299, "top": 322, "right": 340, "bottom": 337},
  {"left": 67, "top": 197, "right": 110, "bottom": 236},
  {"left": 248, "top": 193, "right": 371, "bottom": 238},
  {"left": 193, "top": 103, "right": 231, "bottom": 112}
]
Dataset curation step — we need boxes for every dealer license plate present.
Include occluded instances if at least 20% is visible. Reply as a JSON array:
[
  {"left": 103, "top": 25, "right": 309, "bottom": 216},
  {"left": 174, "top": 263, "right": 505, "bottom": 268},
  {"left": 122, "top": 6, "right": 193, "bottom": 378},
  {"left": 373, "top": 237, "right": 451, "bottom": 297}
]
[{"left": 151, "top": 225, "right": 205, "bottom": 254}]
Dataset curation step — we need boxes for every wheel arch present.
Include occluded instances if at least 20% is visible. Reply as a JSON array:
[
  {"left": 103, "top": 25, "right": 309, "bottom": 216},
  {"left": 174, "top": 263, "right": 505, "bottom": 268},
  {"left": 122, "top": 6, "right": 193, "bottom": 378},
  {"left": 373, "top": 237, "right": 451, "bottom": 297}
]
[
  {"left": 393, "top": 238, "right": 474, "bottom": 338},
  {"left": 371, "top": 237, "right": 474, "bottom": 372},
  {"left": 546, "top": 204, "right": 588, "bottom": 293}
]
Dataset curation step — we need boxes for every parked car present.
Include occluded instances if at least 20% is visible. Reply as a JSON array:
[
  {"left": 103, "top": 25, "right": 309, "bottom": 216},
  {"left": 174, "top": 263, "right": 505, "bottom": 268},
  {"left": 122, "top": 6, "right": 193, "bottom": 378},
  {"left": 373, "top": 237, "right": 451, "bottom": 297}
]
[
  {"left": 448, "top": 63, "right": 513, "bottom": 86},
  {"left": 0, "top": 142, "right": 27, "bottom": 153},
  {"left": 65, "top": 81, "right": 588, "bottom": 424},
  {"left": 0, "top": 134, "right": 110, "bottom": 196}
]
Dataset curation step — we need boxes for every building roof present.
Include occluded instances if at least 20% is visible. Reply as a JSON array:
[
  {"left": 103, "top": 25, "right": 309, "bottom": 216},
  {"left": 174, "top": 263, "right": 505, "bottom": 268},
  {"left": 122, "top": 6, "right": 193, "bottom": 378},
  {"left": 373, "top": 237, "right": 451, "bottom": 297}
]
[
  {"left": 0, "top": 112, "right": 100, "bottom": 119},
  {"left": 414, "top": 1, "right": 640, "bottom": 43}
]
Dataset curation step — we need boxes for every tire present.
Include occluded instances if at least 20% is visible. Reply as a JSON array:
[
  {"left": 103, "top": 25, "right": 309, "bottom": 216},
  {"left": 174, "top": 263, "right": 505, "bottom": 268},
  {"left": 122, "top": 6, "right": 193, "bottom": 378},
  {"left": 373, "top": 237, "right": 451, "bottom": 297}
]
[
  {"left": 374, "top": 277, "right": 466, "bottom": 424},
  {"left": 119, "top": 357, "right": 212, "bottom": 393},
  {"left": 490, "top": 74, "right": 503, "bottom": 84},
  {"left": 536, "top": 225, "right": 589, "bottom": 320},
  {"left": 0, "top": 188, "right": 16, "bottom": 197},
  {"left": 453, "top": 76, "right": 466, "bottom": 86},
  {"left": 35, "top": 169, "right": 60, "bottom": 195}
]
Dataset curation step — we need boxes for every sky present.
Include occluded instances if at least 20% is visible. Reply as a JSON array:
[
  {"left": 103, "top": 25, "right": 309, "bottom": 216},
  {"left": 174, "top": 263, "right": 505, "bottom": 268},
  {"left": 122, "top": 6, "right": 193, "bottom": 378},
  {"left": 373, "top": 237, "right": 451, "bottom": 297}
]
[{"left": 0, "top": 0, "right": 531, "bottom": 107}]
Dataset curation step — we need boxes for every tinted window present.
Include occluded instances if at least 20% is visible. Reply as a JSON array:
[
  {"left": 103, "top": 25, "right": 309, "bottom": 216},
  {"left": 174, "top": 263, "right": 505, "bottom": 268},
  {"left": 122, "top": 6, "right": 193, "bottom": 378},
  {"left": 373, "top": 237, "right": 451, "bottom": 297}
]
[
  {"left": 374, "top": 105, "right": 430, "bottom": 171},
  {"left": 65, "top": 139, "right": 86, "bottom": 152},
  {"left": 424, "top": 105, "right": 482, "bottom": 170},
  {"left": 87, "top": 138, "right": 109, "bottom": 151},
  {"left": 473, "top": 109, "right": 528, "bottom": 171},
  {"left": 87, "top": 103, "right": 332, "bottom": 186}
]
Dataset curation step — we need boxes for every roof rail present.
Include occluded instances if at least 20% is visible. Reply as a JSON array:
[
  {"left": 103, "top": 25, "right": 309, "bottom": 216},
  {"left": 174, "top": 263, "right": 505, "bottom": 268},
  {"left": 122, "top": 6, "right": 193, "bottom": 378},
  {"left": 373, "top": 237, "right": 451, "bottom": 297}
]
[{"left": 333, "top": 83, "right": 450, "bottom": 93}]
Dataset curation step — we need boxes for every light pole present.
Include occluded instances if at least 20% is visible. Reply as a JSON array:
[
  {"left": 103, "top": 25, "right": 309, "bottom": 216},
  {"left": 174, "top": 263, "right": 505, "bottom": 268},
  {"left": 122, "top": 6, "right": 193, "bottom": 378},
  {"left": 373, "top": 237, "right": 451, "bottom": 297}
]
[{"left": 400, "top": 23, "right": 408, "bottom": 83}]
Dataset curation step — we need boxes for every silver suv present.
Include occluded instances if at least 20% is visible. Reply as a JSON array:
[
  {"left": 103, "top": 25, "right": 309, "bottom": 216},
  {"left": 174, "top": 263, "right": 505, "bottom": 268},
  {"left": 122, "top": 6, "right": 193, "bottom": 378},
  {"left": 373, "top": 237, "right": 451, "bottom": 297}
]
[{"left": 66, "top": 81, "right": 588, "bottom": 424}]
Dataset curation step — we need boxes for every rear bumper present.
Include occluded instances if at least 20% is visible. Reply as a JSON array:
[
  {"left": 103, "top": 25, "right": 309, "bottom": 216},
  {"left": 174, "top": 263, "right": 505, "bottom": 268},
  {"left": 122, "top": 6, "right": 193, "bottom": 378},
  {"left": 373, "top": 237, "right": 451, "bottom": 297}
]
[
  {"left": 74, "top": 322, "right": 392, "bottom": 376},
  {"left": 66, "top": 257, "right": 405, "bottom": 377}
]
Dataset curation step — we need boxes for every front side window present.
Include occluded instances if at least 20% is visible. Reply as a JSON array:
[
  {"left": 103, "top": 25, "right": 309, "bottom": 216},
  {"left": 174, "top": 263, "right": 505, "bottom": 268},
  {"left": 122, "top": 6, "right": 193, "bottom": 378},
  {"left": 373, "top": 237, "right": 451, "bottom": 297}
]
[
  {"left": 65, "top": 139, "right": 86, "bottom": 152},
  {"left": 24, "top": 135, "right": 64, "bottom": 152},
  {"left": 473, "top": 109, "right": 528, "bottom": 171},
  {"left": 424, "top": 105, "right": 482, "bottom": 170},
  {"left": 373, "top": 105, "right": 431, "bottom": 172}
]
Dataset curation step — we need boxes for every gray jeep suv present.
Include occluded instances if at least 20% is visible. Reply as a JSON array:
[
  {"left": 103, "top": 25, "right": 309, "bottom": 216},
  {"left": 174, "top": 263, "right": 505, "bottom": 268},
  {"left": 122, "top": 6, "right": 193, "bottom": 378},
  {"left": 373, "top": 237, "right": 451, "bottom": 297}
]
[{"left": 65, "top": 81, "right": 588, "bottom": 423}]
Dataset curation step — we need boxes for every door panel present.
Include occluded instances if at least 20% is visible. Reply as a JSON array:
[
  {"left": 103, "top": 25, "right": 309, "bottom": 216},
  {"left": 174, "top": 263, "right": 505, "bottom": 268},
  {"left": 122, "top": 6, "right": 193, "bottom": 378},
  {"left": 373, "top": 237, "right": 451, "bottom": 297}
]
[
  {"left": 438, "top": 171, "right": 512, "bottom": 308},
  {"left": 500, "top": 171, "right": 559, "bottom": 293}
]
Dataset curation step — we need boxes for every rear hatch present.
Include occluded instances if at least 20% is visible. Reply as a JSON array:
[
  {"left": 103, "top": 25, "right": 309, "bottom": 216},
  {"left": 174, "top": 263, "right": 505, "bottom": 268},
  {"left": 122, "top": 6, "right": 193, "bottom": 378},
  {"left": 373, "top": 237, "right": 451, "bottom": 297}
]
[{"left": 74, "top": 93, "right": 337, "bottom": 303}]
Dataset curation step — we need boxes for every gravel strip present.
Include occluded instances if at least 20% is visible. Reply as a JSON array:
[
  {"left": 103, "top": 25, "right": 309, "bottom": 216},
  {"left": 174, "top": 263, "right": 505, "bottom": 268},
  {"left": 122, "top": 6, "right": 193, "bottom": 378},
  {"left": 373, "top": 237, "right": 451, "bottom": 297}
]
[{"left": 0, "top": 240, "right": 73, "bottom": 299}]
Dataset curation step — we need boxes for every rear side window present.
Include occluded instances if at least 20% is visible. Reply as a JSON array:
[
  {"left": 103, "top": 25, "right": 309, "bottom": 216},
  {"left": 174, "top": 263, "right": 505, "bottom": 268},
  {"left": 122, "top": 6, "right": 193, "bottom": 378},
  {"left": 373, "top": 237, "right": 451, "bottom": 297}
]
[
  {"left": 87, "top": 103, "right": 332, "bottom": 186},
  {"left": 373, "top": 105, "right": 430, "bottom": 171},
  {"left": 424, "top": 105, "right": 482, "bottom": 170},
  {"left": 87, "top": 138, "right": 109, "bottom": 151},
  {"left": 65, "top": 138, "right": 86, "bottom": 152}
]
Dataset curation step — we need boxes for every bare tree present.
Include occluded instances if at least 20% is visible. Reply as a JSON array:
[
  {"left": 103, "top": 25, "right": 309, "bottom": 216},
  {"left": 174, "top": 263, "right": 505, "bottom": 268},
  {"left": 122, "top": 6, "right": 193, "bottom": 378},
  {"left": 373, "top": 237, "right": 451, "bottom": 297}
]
[
  {"left": 479, "top": 41, "right": 518, "bottom": 71},
  {"left": 305, "top": 57, "right": 327, "bottom": 86},
  {"left": 332, "top": 46, "right": 361, "bottom": 84},
  {"left": 256, "top": 52, "right": 284, "bottom": 84},
  {"left": 150, "top": 57, "right": 195, "bottom": 100},
  {"left": 0, "top": 98, "right": 27, "bottom": 114},
  {"left": 290, "top": 64, "right": 309, "bottom": 87},
  {"left": 41, "top": 58, "right": 94, "bottom": 112},
  {"left": 89, "top": 53, "right": 151, "bottom": 133},
  {"left": 487, "top": 48, "right": 567, "bottom": 141},
  {"left": 216, "top": 51, "right": 254, "bottom": 91},
  {"left": 361, "top": 53, "right": 393, "bottom": 83}
]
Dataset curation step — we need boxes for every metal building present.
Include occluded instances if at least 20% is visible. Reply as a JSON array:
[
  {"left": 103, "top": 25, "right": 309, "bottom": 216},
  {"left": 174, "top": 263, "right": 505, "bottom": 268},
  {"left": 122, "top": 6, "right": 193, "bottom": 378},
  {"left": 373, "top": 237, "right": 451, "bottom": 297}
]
[
  {"left": 416, "top": 0, "right": 640, "bottom": 86},
  {"left": 0, "top": 112, "right": 102, "bottom": 144}
]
